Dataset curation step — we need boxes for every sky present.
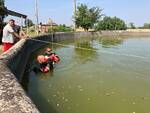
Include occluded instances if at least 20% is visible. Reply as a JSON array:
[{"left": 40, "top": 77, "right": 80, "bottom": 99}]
[{"left": 5, "top": 0, "right": 150, "bottom": 27}]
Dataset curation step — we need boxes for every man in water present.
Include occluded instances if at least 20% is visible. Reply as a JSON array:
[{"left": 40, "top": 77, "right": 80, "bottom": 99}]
[{"left": 44, "top": 48, "right": 60, "bottom": 64}]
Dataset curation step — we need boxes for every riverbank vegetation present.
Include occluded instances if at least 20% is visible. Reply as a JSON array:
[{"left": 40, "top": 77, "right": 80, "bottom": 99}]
[
  {"left": 48, "top": 24, "right": 72, "bottom": 33},
  {"left": 95, "top": 16, "right": 127, "bottom": 30},
  {"left": 74, "top": 4, "right": 127, "bottom": 31},
  {"left": 74, "top": 4, "right": 103, "bottom": 31}
]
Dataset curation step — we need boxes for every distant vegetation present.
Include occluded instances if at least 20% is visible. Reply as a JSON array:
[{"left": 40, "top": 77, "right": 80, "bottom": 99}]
[
  {"left": 0, "top": 0, "right": 4, "bottom": 6},
  {"left": 140, "top": 23, "right": 150, "bottom": 29},
  {"left": 48, "top": 24, "right": 72, "bottom": 33},
  {"left": 127, "top": 22, "right": 150, "bottom": 29},
  {"left": 95, "top": 16, "right": 127, "bottom": 30},
  {"left": 128, "top": 22, "right": 136, "bottom": 29},
  {"left": 25, "top": 19, "right": 34, "bottom": 27},
  {"left": 74, "top": 4, "right": 103, "bottom": 31},
  {"left": 0, "top": 0, "right": 6, "bottom": 20},
  {"left": 74, "top": 4, "right": 127, "bottom": 31}
]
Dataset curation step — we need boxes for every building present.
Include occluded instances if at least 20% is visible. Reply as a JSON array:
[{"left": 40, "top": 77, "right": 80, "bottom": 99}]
[{"left": 39, "top": 18, "right": 58, "bottom": 33}]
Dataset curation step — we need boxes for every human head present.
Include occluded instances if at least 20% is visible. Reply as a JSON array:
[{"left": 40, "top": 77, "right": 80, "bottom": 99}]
[
  {"left": 8, "top": 19, "right": 15, "bottom": 27},
  {"left": 45, "top": 48, "right": 52, "bottom": 54},
  {"left": 37, "top": 55, "right": 46, "bottom": 63}
]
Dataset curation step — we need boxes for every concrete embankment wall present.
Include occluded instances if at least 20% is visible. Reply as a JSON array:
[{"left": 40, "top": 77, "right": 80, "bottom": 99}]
[{"left": 0, "top": 32, "right": 96, "bottom": 113}]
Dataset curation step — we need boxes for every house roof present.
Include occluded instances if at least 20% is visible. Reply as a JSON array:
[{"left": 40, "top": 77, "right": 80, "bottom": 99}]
[{"left": 40, "top": 23, "right": 58, "bottom": 26}]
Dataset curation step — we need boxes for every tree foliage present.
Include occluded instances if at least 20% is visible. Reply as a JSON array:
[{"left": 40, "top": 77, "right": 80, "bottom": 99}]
[
  {"left": 0, "top": 0, "right": 6, "bottom": 17},
  {"left": 75, "top": 4, "right": 103, "bottom": 31},
  {"left": 143, "top": 23, "right": 150, "bottom": 29},
  {"left": 129, "top": 22, "right": 136, "bottom": 29},
  {"left": 25, "top": 19, "right": 34, "bottom": 27},
  {"left": 0, "top": 0, "right": 4, "bottom": 6},
  {"left": 48, "top": 24, "right": 72, "bottom": 33},
  {"left": 95, "top": 16, "right": 127, "bottom": 30}
]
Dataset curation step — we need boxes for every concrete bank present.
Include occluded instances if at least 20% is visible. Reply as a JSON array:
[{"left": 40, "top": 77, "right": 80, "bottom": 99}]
[{"left": 0, "top": 32, "right": 97, "bottom": 113}]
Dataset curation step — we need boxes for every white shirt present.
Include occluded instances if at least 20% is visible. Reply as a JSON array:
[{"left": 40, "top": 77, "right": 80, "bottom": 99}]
[{"left": 2, "top": 24, "right": 14, "bottom": 43}]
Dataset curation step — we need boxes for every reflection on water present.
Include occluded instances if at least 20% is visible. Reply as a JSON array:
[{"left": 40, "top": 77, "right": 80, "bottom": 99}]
[
  {"left": 74, "top": 41, "right": 98, "bottom": 63},
  {"left": 22, "top": 36, "right": 150, "bottom": 113},
  {"left": 99, "top": 37, "right": 123, "bottom": 48}
]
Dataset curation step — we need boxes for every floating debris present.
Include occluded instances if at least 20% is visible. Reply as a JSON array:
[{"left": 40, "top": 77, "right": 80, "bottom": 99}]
[
  {"left": 53, "top": 94, "right": 57, "bottom": 97},
  {"left": 88, "top": 98, "right": 91, "bottom": 101},
  {"left": 65, "top": 99, "right": 68, "bottom": 102},
  {"left": 111, "top": 92, "right": 115, "bottom": 95},
  {"left": 62, "top": 97, "right": 65, "bottom": 100},
  {"left": 56, "top": 104, "right": 60, "bottom": 107},
  {"left": 77, "top": 85, "right": 82, "bottom": 88},
  {"left": 105, "top": 93, "right": 111, "bottom": 96},
  {"left": 79, "top": 89, "right": 83, "bottom": 92},
  {"left": 132, "top": 102, "right": 136, "bottom": 105}
]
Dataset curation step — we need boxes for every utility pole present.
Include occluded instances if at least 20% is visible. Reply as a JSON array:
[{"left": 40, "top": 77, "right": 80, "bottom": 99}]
[
  {"left": 35, "top": 0, "right": 39, "bottom": 35},
  {"left": 74, "top": 0, "right": 77, "bottom": 31}
]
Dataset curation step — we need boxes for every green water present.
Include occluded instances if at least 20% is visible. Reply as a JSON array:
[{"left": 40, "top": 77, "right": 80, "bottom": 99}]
[{"left": 25, "top": 36, "right": 150, "bottom": 113}]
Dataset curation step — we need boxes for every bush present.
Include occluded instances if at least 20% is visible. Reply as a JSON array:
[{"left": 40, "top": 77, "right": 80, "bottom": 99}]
[
  {"left": 95, "top": 16, "right": 127, "bottom": 30},
  {"left": 48, "top": 25, "right": 72, "bottom": 33}
]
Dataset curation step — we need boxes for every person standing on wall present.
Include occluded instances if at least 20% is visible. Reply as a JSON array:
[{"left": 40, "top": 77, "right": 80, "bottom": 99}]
[{"left": 2, "top": 19, "right": 23, "bottom": 52}]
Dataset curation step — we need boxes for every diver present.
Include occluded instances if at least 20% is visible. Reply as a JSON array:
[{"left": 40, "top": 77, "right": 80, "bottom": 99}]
[
  {"left": 37, "top": 48, "right": 60, "bottom": 73},
  {"left": 44, "top": 48, "right": 60, "bottom": 64},
  {"left": 30, "top": 48, "right": 60, "bottom": 73},
  {"left": 37, "top": 55, "right": 51, "bottom": 73}
]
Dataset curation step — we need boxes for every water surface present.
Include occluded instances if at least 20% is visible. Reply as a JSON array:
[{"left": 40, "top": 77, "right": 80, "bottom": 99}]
[{"left": 24, "top": 36, "right": 150, "bottom": 113}]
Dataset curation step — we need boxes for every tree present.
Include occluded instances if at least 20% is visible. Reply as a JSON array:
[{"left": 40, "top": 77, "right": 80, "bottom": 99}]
[
  {"left": 0, "top": 0, "right": 4, "bottom": 6},
  {"left": 95, "top": 16, "right": 127, "bottom": 30},
  {"left": 74, "top": 4, "right": 103, "bottom": 31},
  {"left": 143, "top": 23, "right": 150, "bottom": 29},
  {"left": 25, "top": 19, "right": 34, "bottom": 27},
  {"left": 0, "top": 0, "right": 6, "bottom": 18},
  {"left": 129, "top": 22, "right": 136, "bottom": 29}
]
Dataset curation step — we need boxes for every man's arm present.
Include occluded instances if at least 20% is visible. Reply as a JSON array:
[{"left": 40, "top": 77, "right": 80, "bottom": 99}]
[{"left": 11, "top": 32, "right": 21, "bottom": 39}]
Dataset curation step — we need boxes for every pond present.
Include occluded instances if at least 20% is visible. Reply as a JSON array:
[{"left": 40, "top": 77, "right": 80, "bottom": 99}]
[{"left": 23, "top": 36, "right": 150, "bottom": 113}]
